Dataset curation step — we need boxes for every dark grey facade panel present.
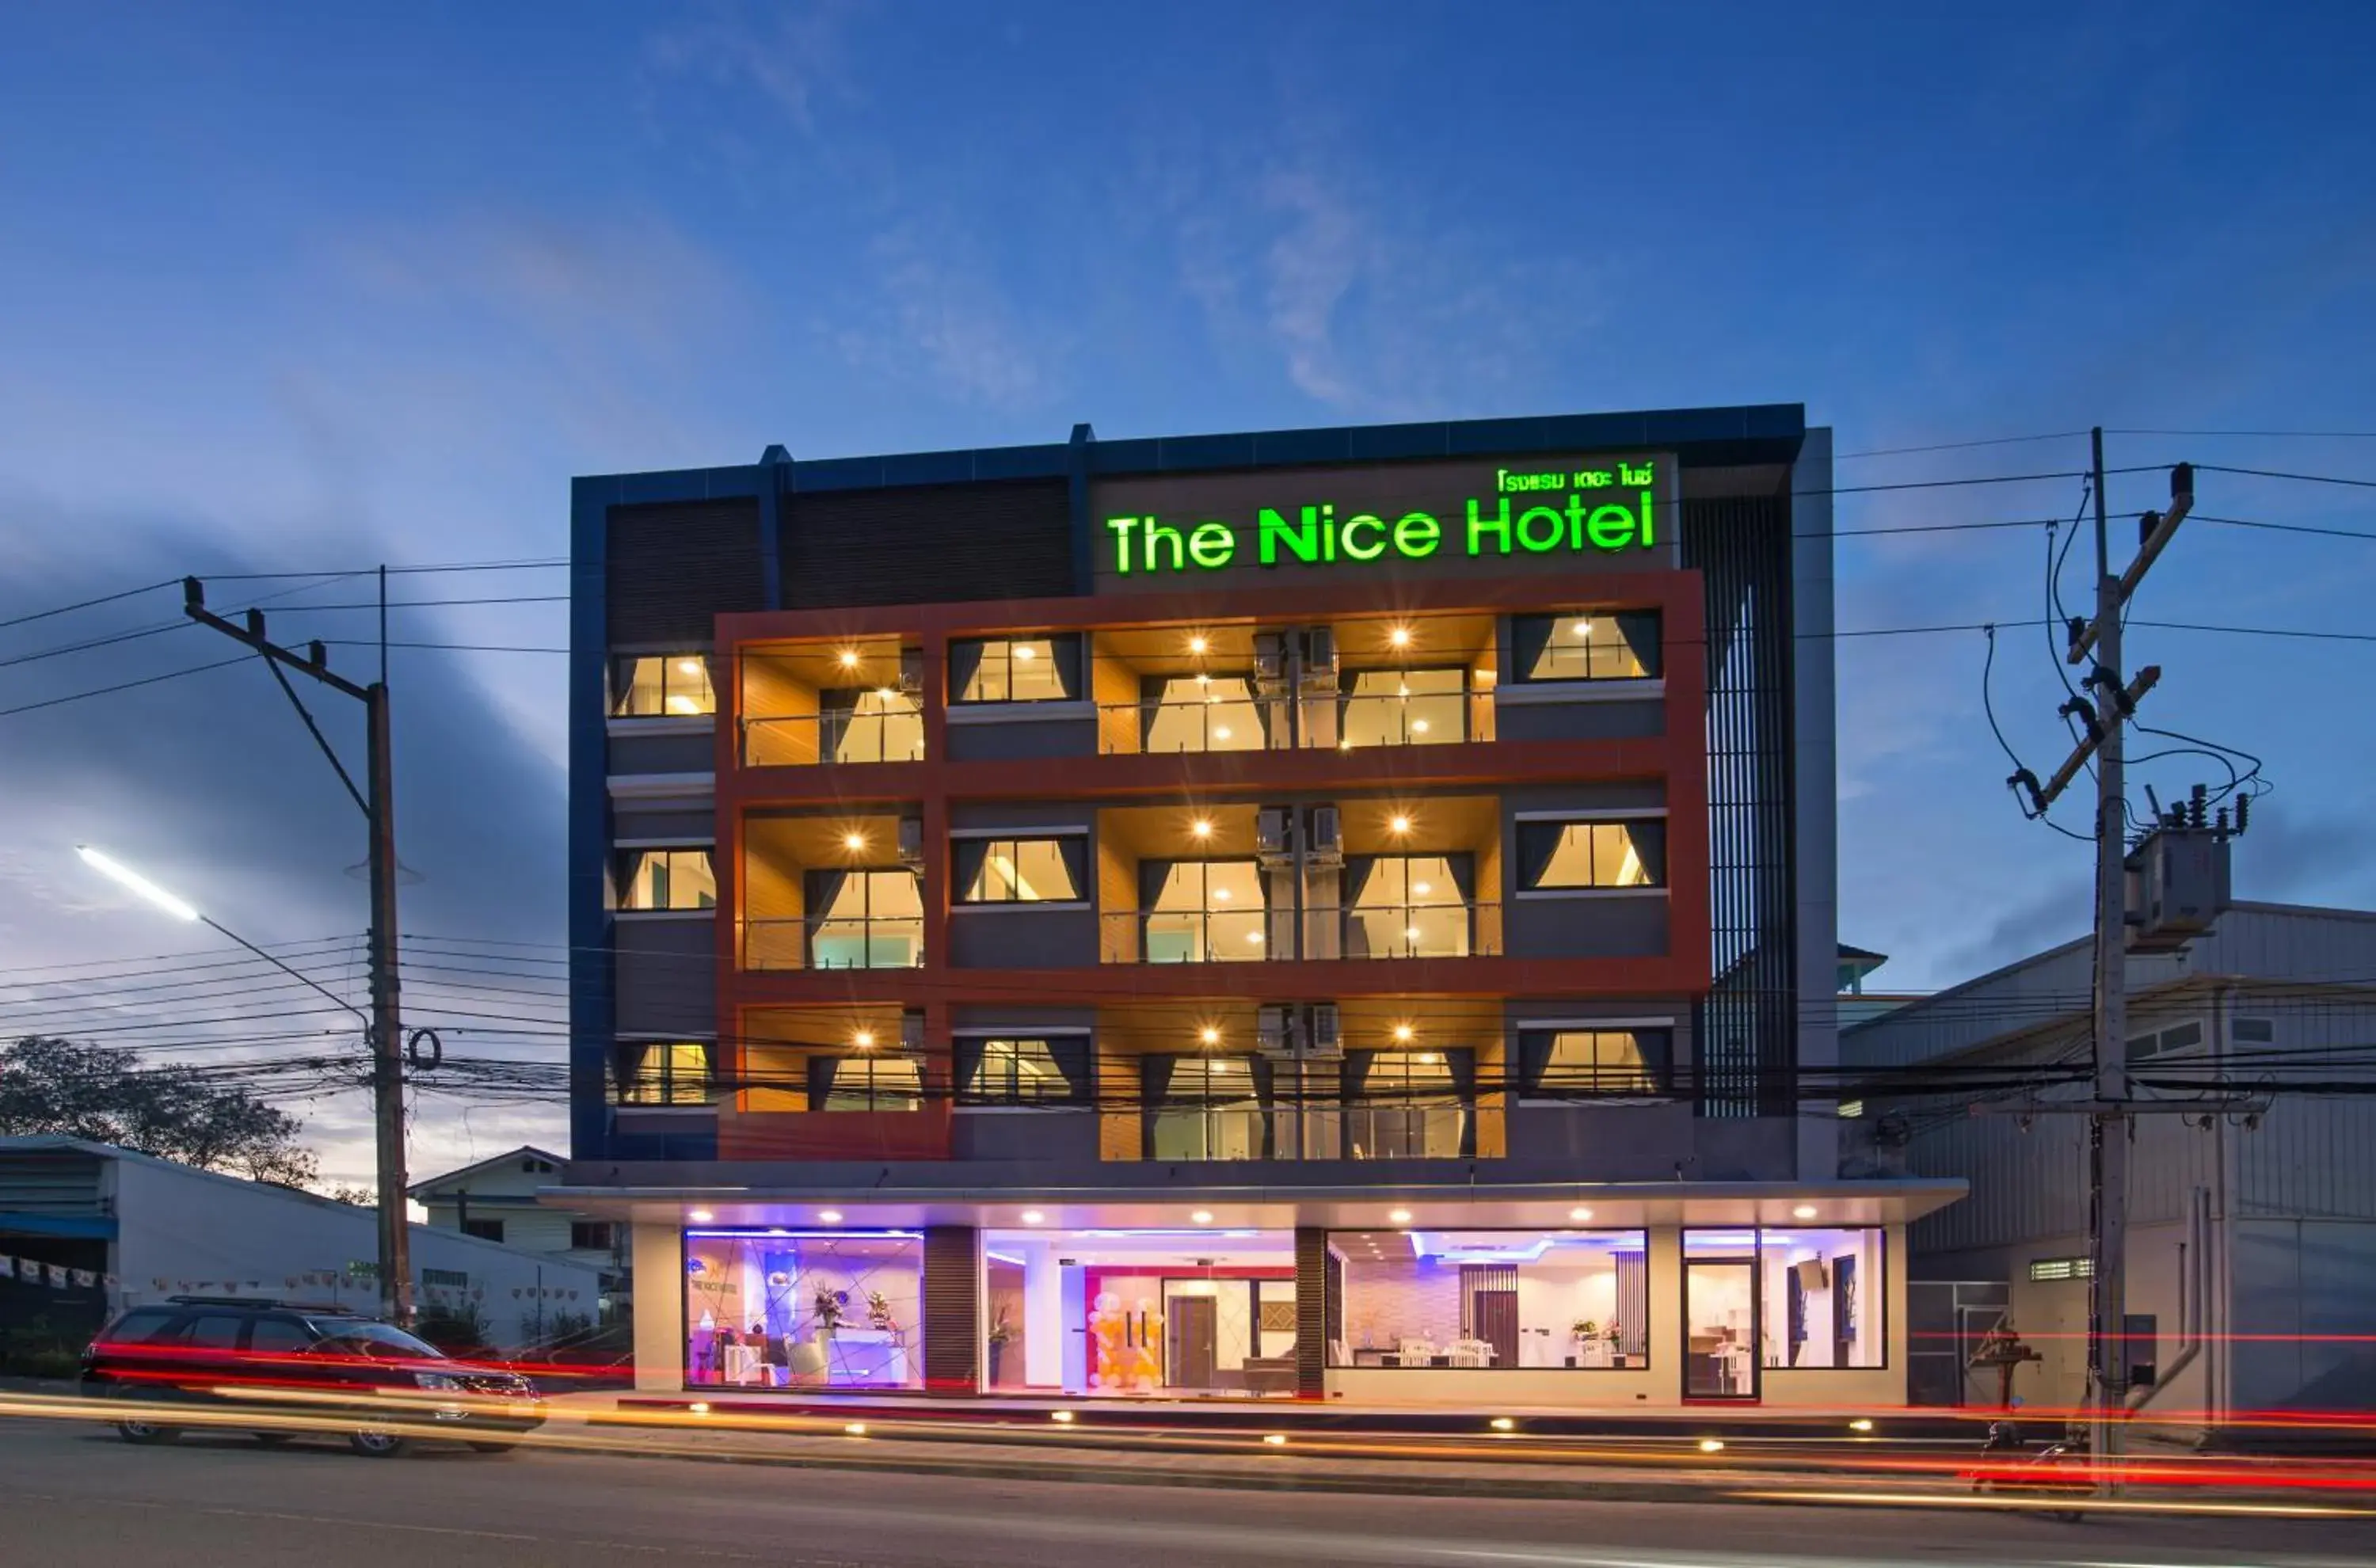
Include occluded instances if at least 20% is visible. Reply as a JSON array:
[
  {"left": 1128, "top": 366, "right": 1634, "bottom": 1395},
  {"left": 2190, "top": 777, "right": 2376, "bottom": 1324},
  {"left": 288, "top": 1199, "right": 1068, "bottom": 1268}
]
[
  {"left": 1494, "top": 700, "right": 1666, "bottom": 744},
  {"left": 947, "top": 908, "right": 1099, "bottom": 969},
  {"left": 781, "top": 478, "right": 1072, "bottom": 608},
  {"left": 607, "top": 732, "right": 717, "bottom": 776},
  {"left": 605, "top": 499, "right": 764, "bottom": 648},
  {"left": 943, "top": 714, "right": 1099, "bottom": 762},
  {"left": 613, "top": 920, "right": 717, "bottom": 1037},
  {"left": 1502, "top": 897, "right": 1670, "bottom": 959},
  {"left": 953, "top": 1112, "right": 1102, "bottom": 1163}
]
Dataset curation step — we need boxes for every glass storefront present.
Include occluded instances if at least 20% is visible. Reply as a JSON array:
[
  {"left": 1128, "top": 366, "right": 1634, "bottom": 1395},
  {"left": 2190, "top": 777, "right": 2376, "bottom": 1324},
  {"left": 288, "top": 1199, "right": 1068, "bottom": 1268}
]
[
  {"left": 980, "top": 1228, "right": 1297, "bottom": 1396},
  {"left": 685, "top": 1230, "right": 923, "bottom": 1391},
  {"left": 1331, "top": 1230, "right": 1650, "bottom": 1370},
  {"left": 1682, "top": 1227, "right": 1883, "bottom": 1398}
]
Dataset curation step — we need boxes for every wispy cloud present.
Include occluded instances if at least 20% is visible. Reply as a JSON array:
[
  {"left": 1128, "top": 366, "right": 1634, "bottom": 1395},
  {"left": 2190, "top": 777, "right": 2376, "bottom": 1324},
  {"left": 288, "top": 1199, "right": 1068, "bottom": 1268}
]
[
  {"left": 825, "top": 225, "right": 1054, "bottom": 413},
  {"left": 643, "top": 0, "right": 858, "bottom": 135}
]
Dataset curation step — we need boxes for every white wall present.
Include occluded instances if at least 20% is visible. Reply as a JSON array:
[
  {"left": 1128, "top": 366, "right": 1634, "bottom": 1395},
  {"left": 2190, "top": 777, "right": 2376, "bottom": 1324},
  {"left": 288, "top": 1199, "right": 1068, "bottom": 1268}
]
[{"left": 105, "top": 1154, "right": 600, "bottom": 1353}]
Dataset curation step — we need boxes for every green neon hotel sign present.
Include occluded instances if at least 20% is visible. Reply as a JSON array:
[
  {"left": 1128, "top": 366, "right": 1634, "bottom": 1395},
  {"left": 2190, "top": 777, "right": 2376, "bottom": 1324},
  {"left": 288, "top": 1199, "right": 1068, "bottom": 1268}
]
[{"left": 1102, "top": 459, "right": 1661, "bottom": 576}]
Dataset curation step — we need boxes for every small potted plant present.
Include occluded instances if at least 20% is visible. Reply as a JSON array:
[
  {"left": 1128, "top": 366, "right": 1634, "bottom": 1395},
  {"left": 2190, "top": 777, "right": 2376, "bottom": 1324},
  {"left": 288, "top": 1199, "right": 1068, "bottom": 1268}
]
[
  {"left": 866, "top": 1288, "right": 897, "bottom": 1333},
  {"left": 986, "top": 1307, "right": 1014, "bottom": 1385},
  {"left": 1568, "top": 1319, "right": 1597, "bottom": 1368},
  {"left": 813, "top": 1285, "right": 847, "bottom": 1337}
]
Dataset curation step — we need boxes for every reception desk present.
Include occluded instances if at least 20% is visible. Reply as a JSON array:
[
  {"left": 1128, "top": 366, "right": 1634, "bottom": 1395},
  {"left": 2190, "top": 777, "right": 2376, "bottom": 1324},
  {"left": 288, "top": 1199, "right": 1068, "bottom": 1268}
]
[{"left": 827, "top": 1328, "right": 910, "bottom": 1387}]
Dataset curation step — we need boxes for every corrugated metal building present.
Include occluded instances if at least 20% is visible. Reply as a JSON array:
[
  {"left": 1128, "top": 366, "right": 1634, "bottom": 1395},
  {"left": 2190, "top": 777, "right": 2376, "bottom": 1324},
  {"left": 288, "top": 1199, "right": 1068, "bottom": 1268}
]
[{"left": 1841, "top": 904, "right": 2376, "bottom": 1429}]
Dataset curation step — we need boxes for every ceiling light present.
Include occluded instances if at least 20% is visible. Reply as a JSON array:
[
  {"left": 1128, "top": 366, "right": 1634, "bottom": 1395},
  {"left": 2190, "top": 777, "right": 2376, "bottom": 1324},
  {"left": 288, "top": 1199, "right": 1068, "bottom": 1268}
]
[
  {"left": 1191, "top": 1210, "right": 1214, "bottom": 1224},
  {"left": 1195, "top": 672, "right": 1211, "bottom": 685},
  {"left": 1698, "top": 1438, "right": 1725, "bottom": 1454},
  {"left": 1388, "top": 815, "right": 1411, "bottom": 835},
  {"left": 844, "top": 832, "right": 866, "bottom": 852},
  {"left": 1388, "top": 1208, "right": 1413, "bottom": 1226},
  {"left": 1013, "top": 645, "right": 1037, "bottom": 662},
  {"left": 1338, "top": 739, "right": 1353, "bottom": 751},
  {"left": 1572, "top": 619, "right": 1592, "bottom": 637},
  {"left": 839, "top": 649, "right": 860, "bottom": 668},
  {"left": 1200, "top": 1026, "right": 1220, "bottom": 1046},
  {"left": 1570, "top": 1207, "right": 1594, "bottom": 1222},
  {"left": 1212, "top": 887, "right": 1232, "bottom": 901},
  {"left": 853, "top": 1029, "right": 876, "bottom": 1049},
  {"left": 688, "top": 1209, "right": 714, "bottom": 1224},
  {"left": 1397, "top": 683, "right": 1411, "bottom": 698},
  {"left": 1262, "top": 1433, "right": 1289, "bottom": 1447},
  {"left": 1392, "top": 1023, "right": 1414, "bottom": 1043},
  {"left": 1792, "top": 1205, "right": 1818, "bottom": 1220},
  {"left": 1190, "top": 636, "right": 1209, "bottom": 655},
  {"left": 1388, "top": 626, "right": 1411, "bottom": 649},
  {"left": 1849, "top": 1418, "right": 1875, "bottom": 1434},
  {"left": 819, "top": 1210, "right": 843, "bottom": 1224},
  {"left": 1418, "top": 1052, "right": 1441, "bottom": 1065},
  {"left": 1410, "top": 719, "right": 1429, "bottom": 733},
  {"left": 1190, "top": 818, "right": 1213, "bottom": 839},
  {"left": 1404, "top": 926, "right": 1422, "bottom": 942},
  {"left": 1051, "top": 1410, "right": 1076, "bottom": 1425},
  {"left": 1245, "top": 931, "right": 1262, "bottom": 943},
  {"left": 676, "top": 659, "right": 703, "bottom": 676},
  {"left": 844, "top": 1422, "right": 868, "bottom": 1437},
  {"left": 876, "top": 687, "right": 897, "bottom": 701},
  {"left": 1490, "top": 1417, "right": 1516, "bottom": 1432},
  {"left": 1412, "top": 881, "right": 1433, "bottom": 896},
  {"left": 666, "top": 694, "right": 701, "bottom": 715},
  {"left": 1021, "top": 1210, "right": 1045, "bottom": 1225},
  {"left": 1214, "top": 725, "right": 1232, "bottom": 740}
]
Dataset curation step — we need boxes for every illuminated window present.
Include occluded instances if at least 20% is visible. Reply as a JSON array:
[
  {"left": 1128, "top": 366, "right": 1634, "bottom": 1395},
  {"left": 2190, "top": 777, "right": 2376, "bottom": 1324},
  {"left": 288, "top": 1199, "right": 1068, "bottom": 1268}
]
[
  {"left": 1148, "top": 1055, "right": 1264, "bottom": 1159},
  {"left": 619, "top": 847, "right": 718, "bottom": 911},
  {"left": 819, "top": 1054, "right": 924, "bottom": 1112},
  {"left": 954, "top": 837, "right": 1087, "bottom": 904},
  {"left": 805, "top": 870, "right": 923, "bottom": 969},
  {"left": 612, "top": 654, "right": 716, "bottom": 717},
  {"left": 954, "top": 636, "right": 1080, "bottom": 703},
  {"left": 2028, "top": 1256, "right": 2094, "bottom": 1282},
  {"left": 1517, "top": 820, "right": 1666, "bottom": 889},
  {"left": 1144, "top": 675, "right": 1265, "bottom": 752},
  {"left": 617, "top": 1041, "right": 713, "bottom": 1105},
  {"left": 1345, "top": 1049, "right": 1470, "bottom": 1159},
  {"left": 1519, "top": 1029, "right": 1671, "bottom": 1098},
  {"left": 958, "top": 1037, "right": 1088, "bottom": 1106},
  {"left": 1511, "top": 612, "right": 1660, "bottom": 682},
  {"left": 820, "top": 687, "right": 924, "bottom": 763},
  {"left": 1142, "top": 859, "right": 1268, "bottom": 962},
  {"left": 1339, "top": 668, "right": 1466, "bottom": 747},
  {"left": 1345, "top": 854, "right": 1472, "bottom": 959}
]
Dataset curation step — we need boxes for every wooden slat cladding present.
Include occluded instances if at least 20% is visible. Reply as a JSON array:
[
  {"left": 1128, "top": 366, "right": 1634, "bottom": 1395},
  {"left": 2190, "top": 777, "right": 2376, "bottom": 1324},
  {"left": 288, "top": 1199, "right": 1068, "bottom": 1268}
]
[
  {"left": 1295, "top": 1227, "right": 1327, "bottom": 1399},
  {"left": 783, "top": 479, "right": 1072, "bottom": 608},
  {"left": 922, "top": 1225, "right": 980, "bottom": 1395},
  {"left": 607, "top": 499, "right": 765, "bottom": 648}
]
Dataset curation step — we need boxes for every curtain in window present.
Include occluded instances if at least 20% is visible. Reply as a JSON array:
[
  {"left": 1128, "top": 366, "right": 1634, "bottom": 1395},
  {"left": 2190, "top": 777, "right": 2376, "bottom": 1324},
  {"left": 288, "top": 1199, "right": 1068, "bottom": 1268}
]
[
  {"left": 1341, "top": 855, "right": 1376, "bottom": 908},
  {"left": 805, "top": 1056, "right": 840, "bottom": 1109},
  {"left": 1615, "top": 611, "right": 1662, "bottom": 677},
  {"left": 1626, "top": 820, "right": 1669, "bottom": 885},
  {"left": 1249, "top": 1056, "right": 1277, "bottom": 1159},
  {"left": 1509, "top": 615, "right": 1554, "bottom": 681},
  {"left": 1056, "top": 837, "right": 1088, "bottom": 898},
  {"left": 949, "top": 641, "right": 986, "bottom": 703},
  {"left": 953, "top": 1037, "right": 988, "bottom": 1102},
  {"left": 1340, "top": 1049, "right": 1374, "bottom": 1102},
  {"left": 612, "top": 1041, "right": 653, "bottom": 1100},
  {"left": 1517, "top": 1030, "right": 1554, "bottom": 1094},
  {"left": 1047, "top": 636, "right": 1083, "bottom": 700},
  {"left": 1444, "top": 1048, "right": 1477, "bottom": 1102},
  {"left": 1516, "top": 824, "right": 1559, "bottom": 890},
  {"left": 1445, "top": 852, "right": 1475, "bottom": 904},
  {"left": 803, "top": 868, "right": 851, "bottom": 916},
  {"left": 1139, "top": 1053, "right": 1177, "bottom": 1146},
  {"left": 951, "top": 841, "right": 989, "bottom": 900}
]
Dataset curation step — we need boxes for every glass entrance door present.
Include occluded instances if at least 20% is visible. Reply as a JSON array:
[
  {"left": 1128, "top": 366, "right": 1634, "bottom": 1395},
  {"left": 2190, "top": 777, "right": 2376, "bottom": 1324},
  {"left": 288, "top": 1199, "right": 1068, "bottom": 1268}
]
[{"left": 1684, "top": 1256, "right": 1759, "bottom": 1399}]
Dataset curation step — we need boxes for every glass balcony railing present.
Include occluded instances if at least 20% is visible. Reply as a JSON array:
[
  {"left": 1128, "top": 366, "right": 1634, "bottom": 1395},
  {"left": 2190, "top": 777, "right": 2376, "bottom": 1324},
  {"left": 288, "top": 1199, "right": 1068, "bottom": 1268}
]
[
  {"left": 1095, "top": 691, "right": 1497, "bottom": 755},
  {"left": 1142, "top": 1105, "right": 1473, "bottom": 1160},
  {"left": 741, "top": 710, "right": 925, "bottom": 767},
  {"left": 743, "top": 915, "right": 925, "bottom": 972},
  {"left": 1099, "top": 904, "right": 1502, "bottom": 964}
]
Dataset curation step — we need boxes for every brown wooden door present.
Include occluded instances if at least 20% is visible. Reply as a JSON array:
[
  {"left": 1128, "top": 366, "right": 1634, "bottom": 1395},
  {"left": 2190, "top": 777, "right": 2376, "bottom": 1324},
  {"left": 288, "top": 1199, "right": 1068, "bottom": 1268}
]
[
  {"left": 1472, "top": 1288, "right": 1519, "bottom": 1369},
  {"left": 1167, "top": 1296, "right": 1218, "bottom": 1389}
]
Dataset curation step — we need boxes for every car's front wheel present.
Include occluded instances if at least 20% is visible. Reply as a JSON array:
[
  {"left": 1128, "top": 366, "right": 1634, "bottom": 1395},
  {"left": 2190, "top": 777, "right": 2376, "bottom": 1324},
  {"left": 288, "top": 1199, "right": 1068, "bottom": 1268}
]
[
  {"left": 348, "top": 1429, "right": 408, "bottom": 1459},
  {"left": 108, "top": 1383, "right": 178, "bottom": 1445}
]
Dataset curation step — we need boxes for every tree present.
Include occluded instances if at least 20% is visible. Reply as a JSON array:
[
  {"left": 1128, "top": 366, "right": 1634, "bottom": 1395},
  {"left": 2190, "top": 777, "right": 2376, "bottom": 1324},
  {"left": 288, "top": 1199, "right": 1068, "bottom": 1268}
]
[
  {"left": 326, "top": 1185, "right": 377, "bottom": 1206},
  {"left": 0, "top": 1035, "right": 321, "bottom": 1187}
]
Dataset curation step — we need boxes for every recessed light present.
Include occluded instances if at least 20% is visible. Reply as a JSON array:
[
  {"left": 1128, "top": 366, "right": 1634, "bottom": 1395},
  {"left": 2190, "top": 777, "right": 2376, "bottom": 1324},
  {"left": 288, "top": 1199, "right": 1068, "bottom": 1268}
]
[
  {"left": 1403, "top": 926, "right": 1422, "bottom": 942},
  {"left": 1191, "top": 1211, "right": 1215, "bottom": 1224},
  {"left": 1051, "top": 1410, "right": 1076, "bottom": 1425},
  {"left": 1412, "top": 881, "right": 1433, "bottom": 896},
  {"left": 1388, "top": 627, "right": 1412, "bottom": 649},
  {"left": 1190, "top": 818, "right": 1213, "bottom": 838},
  {"left": 1392, "top": 1023, "right": 1414, "bottom": 1043},
  {"left": 1570, "top": 1207, "right": 1593, "bottom": 1222},
  {"left": 1698, "top": 1438, "right": 1725, "bottom": 1454},
  {"left": 1849, "top": 1418, "right": 1875, "bottom": 1434},
  {"left": 843, "top": 832, "right": 866, "bottom": 852},
  {"left": 853, "top": 1029, "right": 876, "bottom": 1049},
  {"left": 1014, "top": 645, "right": 1037, "bottom": 662},
  {"left": 1246, "top": 931, "right": 1263, "bottom": 943},
  {"left": 1792, "top": 1205, "right": 1818, "bottom": 1220},
  {"left": 1262, "top": 1433, "right": 1289, "bottom": 1447},
  {"left": 1338, "top": 739, "right": 1353, "bottom": 751},
  {"left": 1388, "top": 815, "right": 1411, "bottom": 835},
  {"left": 1200, "top": 1026, "right": 1220, "bottom": 1045},
  {"left": 689, "top": 1401, "right": 711, "bottom": 1414},
  {"left": 819, "top": 1210, "right": 843, "bottom": 1224},
  {"left": 1212, "top": 887, "right": 1232, "bottom": 902},
  {"left": 1490, "top": 1417, "right": 1516, "bottom": 1432},
  {"left": 876, "top": 687, "right": 898, "bottom": 701},
  {"left": 1388, "top": 1208, "right": 1413, "bottom": 1225},
  {"left": 1572, "top": 619, "right": 1592, "bottom": 637},
  {"left": 1214, "top": 725, "right": 1232, "bottom": 740},
  {"left": 688, "top": 1209, "right": 714, "bottom": 1224},
  {"left": 1021, "top": 1210, "right": 1045, "bottom": 1225},
  {"left": 1189, "top": 635, "right": 1209, "bottom": 655},
  {"left": 844, "top": 1422, "right": 868, "bottom": 1437},
  {"left": 839, "top": 649, "right": 861, "bottom": 668},
  {"left": 676, "top": 659, "right": 703, "bottom": 676},
  {"left": 1410, "top": 719, "right": 1429, "bottom": 733}
]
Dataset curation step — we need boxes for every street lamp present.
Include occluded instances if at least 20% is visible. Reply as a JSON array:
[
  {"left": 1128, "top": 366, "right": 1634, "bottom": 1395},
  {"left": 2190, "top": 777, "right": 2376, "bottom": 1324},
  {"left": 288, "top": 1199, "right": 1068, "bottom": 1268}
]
[{"left": 76, "top": 845, "right": 367, "bottom": 1026}]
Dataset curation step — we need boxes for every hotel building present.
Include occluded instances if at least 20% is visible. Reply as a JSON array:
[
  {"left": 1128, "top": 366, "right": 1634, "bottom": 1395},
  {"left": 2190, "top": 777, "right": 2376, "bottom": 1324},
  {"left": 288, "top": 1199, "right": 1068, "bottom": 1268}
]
[{"left": 555, "top": 404, "right": 1961, "bottom": 1408}]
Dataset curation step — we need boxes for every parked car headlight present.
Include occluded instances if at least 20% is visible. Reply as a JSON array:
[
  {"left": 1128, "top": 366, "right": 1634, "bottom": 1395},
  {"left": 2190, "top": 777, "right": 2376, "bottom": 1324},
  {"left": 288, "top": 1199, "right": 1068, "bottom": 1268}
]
[{"left": 413, "top": 1372, "right": 466, "bottom": 1391}]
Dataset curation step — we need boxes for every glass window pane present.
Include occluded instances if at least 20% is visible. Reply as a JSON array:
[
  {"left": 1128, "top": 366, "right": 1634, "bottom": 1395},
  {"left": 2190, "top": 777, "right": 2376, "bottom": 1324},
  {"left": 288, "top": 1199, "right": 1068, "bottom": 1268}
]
[
  {"left": 962, "top": 839, "right": 1081, "bottom": 903},
  {"left": 1516, "top": 613, "right": 1661, "bottom": 682},
  {"left": 621, "top": 848, "right": 716, "bottom": 911},
  {"left": 1762, "top": 1228, "right": 1883, "bottom": 1370},
  {"left": 1521, "top": 820, "right": 1664, "bottom": 889},
  {"left": 615, "top": 657, "right": 666, "bottom": 716},
  {"left": 1331, "top": 1230, "right": 1649, "bottom": 1369},
  {"left": 1146, "top": 676, "right": 1263, "bottom": 753},
  {"left": 684, "top": 1231, "right": 925, "bottom": 1391}
]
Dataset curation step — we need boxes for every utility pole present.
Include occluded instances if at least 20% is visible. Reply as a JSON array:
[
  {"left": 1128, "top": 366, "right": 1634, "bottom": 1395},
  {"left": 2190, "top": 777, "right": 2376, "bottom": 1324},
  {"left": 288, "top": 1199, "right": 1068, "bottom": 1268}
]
[
  {"left": 184, "top": 572, "right": 412, "bottom": 1329},
  {"left": 2009, "top": 432, "right": 2194, "bottom": 1498}
]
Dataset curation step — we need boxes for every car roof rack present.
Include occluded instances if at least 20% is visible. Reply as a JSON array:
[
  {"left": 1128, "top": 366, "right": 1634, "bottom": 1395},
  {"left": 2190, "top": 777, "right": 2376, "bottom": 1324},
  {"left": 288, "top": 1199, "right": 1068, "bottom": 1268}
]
[{"left": 164, "top": 1294, "right": 284, "bottom": 1307}]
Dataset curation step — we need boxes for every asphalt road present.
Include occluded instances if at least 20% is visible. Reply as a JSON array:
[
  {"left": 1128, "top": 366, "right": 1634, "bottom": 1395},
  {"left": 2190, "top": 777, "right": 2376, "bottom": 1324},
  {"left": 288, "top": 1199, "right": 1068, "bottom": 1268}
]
[{"left": 0, "top": 1417, "right": 2368, "bottom": 1568}]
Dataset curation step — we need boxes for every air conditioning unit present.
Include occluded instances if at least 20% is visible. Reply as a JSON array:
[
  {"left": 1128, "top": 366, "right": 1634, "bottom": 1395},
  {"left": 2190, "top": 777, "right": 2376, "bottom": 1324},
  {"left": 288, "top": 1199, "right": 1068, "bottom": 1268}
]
[
  {"left": 897, "top": 816, "right": 924, "bottom": 870},
  {"left": 1305, "top": 805, "right": 1343, "bottom": 868},
  {"left": 897, "top": 647, "right": 923, "bottom": 695},
  {"left": 1255, "top": 806, "right": 1294, "bottom": 869},
  {"left": 1304, "top": 1003, "right": 1342, "bottom": 1061},
  {"left": 1254, "top": 632, "right": 1289, "bottom": 695},
  {"left": 1256, "top": 1005, "right": 1297, "bottom": 1059},
  {"left": 1300, "top": 626, "right": 1338, "bottom": 691}
]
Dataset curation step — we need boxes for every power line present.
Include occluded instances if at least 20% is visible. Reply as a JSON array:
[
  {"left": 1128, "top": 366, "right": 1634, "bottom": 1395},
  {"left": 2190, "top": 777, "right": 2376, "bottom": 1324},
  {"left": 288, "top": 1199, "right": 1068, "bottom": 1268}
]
[
  {"left": 2195, "top": 463, "right": 2376, "bottom": 490},
  {"left": 0, "top": 580, "right": 177, "bottom": 633},
  {"left": 1833, "top": 432, "right": 2090, "bottom": 461},
  {"left": 0, "top": 654, "right": 250, "bottom": 718}
]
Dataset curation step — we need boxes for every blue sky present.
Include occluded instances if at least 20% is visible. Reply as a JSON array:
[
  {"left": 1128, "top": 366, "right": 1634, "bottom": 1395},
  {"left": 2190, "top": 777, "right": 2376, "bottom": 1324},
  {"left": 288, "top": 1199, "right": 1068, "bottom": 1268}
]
[{"left": 2, "top": 2, "right": 2373, "bottom": 1181}]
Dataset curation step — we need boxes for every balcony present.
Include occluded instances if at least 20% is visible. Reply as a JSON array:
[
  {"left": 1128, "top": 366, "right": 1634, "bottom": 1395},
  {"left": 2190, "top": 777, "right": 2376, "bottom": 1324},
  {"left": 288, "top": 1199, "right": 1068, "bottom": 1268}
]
[
  {"left": 743, "top": 813, "right": 923, "bottom": 971},
  {"left": 1097, "top": 903, "right": 1503, "bottom": 965},
  {"left": 1144, "top": 1102, "right": 1472, "bottom": 1161},
  {"left": 740, "top": 640, "right": 923, "bottom": 767},
  {"left": 744, "top": 911, "right": 925, "bottom": 972}
]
